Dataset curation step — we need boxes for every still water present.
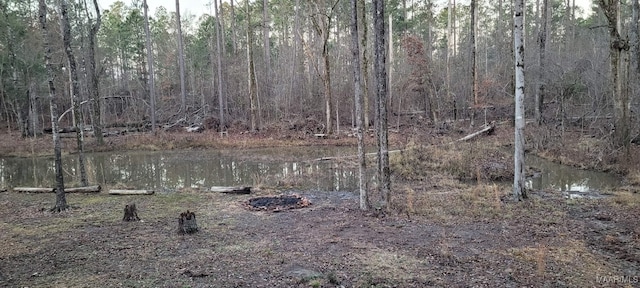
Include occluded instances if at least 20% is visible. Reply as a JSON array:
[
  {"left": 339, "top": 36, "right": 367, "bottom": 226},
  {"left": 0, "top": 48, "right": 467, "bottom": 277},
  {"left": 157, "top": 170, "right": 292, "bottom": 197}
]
[
  {"left": 0, "top": 148, "right": 622, "bottom": 193},
  {"left": 0, "top": 148, "right": 360, "bottom": 192},
  {"left": 525, "top": 155, "right": 621, "bottom": 192}
]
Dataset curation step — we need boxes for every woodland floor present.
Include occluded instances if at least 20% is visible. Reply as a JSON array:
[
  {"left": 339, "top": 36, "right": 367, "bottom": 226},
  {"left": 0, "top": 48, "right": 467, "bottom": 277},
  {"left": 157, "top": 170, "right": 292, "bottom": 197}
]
[{"left": 0, "top": 118, "right": 639, "bottom": 287}]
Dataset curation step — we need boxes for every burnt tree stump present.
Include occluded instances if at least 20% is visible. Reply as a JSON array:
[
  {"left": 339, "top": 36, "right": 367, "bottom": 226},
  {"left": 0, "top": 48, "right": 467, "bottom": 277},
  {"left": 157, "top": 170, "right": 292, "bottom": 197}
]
[
  {"left": 178, "top": 210, "right": 198, "bottom": 234},
  {"left": 123, "top": 203, "right": 140, "bottom": 221}
]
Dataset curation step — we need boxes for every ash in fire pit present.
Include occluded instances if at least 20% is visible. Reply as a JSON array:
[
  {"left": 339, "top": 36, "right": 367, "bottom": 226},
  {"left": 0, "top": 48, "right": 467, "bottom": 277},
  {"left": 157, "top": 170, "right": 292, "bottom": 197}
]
[{"left": 244, "top": 194, "right": 311, "bottom": 211}]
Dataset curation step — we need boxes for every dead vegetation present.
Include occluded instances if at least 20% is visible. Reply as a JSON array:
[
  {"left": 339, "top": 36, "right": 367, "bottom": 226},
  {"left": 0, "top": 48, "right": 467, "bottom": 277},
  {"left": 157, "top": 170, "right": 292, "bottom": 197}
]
[{"left": 1, "top": 120, "right": 639, "bottom": 287}]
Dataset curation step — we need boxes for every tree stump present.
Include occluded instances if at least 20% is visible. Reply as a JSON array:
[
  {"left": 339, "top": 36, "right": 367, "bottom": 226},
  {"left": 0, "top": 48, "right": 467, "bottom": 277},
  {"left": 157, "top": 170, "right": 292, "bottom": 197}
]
[
  {"left": 122, "top": 203, "right": 140, "bottom": 221},
  {"left": 178, "top": 210, "right": 198, "bottom": 234}
]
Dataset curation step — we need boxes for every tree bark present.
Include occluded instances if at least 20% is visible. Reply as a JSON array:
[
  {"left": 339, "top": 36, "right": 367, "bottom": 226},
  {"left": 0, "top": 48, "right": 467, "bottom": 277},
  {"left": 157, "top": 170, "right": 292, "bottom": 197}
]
[
  {"left": 373, "top": 0, "right": 390, "bottom": 210},
  {"left": 351, "top": 0, "right": 367, "bottom": 211},
  {"left": 358, "top": 0, "right": 370, "bottom": 129},
  {"left": 175, "top": 0, "right": 187, "bottom": 113},
  {"left": 215, "top": 0, "right": 225, "bottom": 131},
  {"left": 263, "top": 0, "right": 271, "bottom": 104},
  {"left": 535, "top": 0, "right": 549, "bottom": 125},
  {"left": 598, "top": 0, "right": 630, "bottom": 149},
  {"left": 311, "top": 0, "right": 339, "bottom": 135},
  {"left": 60, "top": 0, "right": 88, "bottom": 187},
  {"left": 470, "top": 0, "right": 478, "bottom": 126},
  {"left": 143, "top": 0, "right": 157, "bottom": 132},
  {"left": 246, "top": 0, "right": 260, "bottom": 132},
  {"left": 230, "top": 0, "right": 238, "bottom": 55},
  {"left": 513, "top": 0, "right": 527, "bottom": 201},
  {"left": 123, "top": 203, "right": 140, "bottom": 221},
  {"left": 178, "top": 211, "right": 198, "bottom": 234},
  {"left": 86, "top": 0, "right": 103, "bottom": 146},
  {"left": 39, "top": 0, "right": 67, "bottom": 212}
]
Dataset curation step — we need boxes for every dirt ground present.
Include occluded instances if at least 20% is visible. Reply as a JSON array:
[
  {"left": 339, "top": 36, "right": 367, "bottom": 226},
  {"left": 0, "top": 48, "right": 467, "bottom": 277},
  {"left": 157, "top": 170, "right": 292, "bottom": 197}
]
[
  {"left": 0, "top": 185, "right": 639, "bottom": 287},
  {"left": 0, "top": 119, "right": 639, "bottom": 287}
]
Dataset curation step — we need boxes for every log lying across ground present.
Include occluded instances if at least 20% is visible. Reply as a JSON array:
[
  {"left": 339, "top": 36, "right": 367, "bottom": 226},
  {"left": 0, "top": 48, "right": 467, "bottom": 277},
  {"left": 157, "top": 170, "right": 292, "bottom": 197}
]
[
  {"left": 210, "top": 186, "right": 252, "bottom": 194},
  {"left": 13, "top": 185, "right": 101, "bottom": 193},
  {"left": 453, "top": 124, "right": 495, "bottom": 143},
  {"left": 109, "top": 189, "right": 155, "bottom": 195}
]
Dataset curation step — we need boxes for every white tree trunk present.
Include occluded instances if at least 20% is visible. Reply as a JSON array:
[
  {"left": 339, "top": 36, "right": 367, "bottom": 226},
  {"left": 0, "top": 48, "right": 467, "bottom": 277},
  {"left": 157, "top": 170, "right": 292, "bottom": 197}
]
[{"left": 513, "top": 0, "right": 527, "bottom": 200}]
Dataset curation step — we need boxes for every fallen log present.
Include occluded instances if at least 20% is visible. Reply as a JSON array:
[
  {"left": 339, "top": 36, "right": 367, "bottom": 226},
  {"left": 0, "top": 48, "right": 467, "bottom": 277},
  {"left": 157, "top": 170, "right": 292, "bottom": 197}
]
[
  {"left": 12, "top": 187, "right": 53, "bottom": 193},
  {"left": 453, "top": 124, "right": 495, "bottom": 143},
  {"left": 210, "top": 186, "right": 252, "bottom": 194},
  {"left": 1, "top": 188, "right": 7, "bottom": 193},
  {"left": 109, "top": 189, "right": 154, "bottom": 195},
  {"left": 13, "top": 185, "right": 101, "bottom": 193},
  {"left": 66, "top": 185, "right": 101, "bottom": 193}
]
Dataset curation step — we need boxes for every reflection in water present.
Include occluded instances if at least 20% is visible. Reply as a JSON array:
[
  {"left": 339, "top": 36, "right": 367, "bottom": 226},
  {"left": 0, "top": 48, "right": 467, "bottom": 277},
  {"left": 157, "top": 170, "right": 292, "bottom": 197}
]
[
  {"left": 525, "top": 155, "right": 621, "bottom": 192},
  {"left": 0, "top": 149, "right": 359, "bottom": 192}
]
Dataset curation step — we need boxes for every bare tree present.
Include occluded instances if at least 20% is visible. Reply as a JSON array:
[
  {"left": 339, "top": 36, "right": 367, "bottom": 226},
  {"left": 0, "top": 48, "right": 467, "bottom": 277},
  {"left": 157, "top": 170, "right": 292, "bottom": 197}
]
[
  {"left": 358, "top": 0, "right": 370, "bottom": 129},
  {"left": 246, "top": 0, "right": 260, "bottom": 132},
  {"left": 230, "top": 0, "right": 238, "bottom": 55},
  {"left": 470, "top": 0, "right": 478, "bottom": 126},
  {"left": 311, "top": 0, "right": 339, "bottom": 135},
  {"left": 535, "top": 0, "right": 549, "bottom": 125},
  {"left": 351, "top": 0, "right": 367, "bottom": 211},
  {"left": 598, "top": 0, "right": 631, "bottom": 149},
  {"left": 631, "top": 0, "right": 639, "bottom": 116},
  {"left": 85, "top": 0, "right": 103, "bottom": 145},
  {"left": 215, "top": 0, "right": 225, "bottom": 131},
  {"left": 39, "top": 0, "right": 67, "bottom": 212},
  {"left": 143, "top": 0, "right": 157, "bottom": 132},
  {"left": 513, "top": 0, "right": 526, "bottom": 200},
  {"left": 175, "top": 0, "right": 187, "bottom": 114},
  {"left": 60, "top": 0, "right": 88, "bottom": 187},
  {"left": 263, "top": 0, "right": 271, "bottom": 103},
  {"left": 373, "top": 0, "right": 390, "bottom": 210}
]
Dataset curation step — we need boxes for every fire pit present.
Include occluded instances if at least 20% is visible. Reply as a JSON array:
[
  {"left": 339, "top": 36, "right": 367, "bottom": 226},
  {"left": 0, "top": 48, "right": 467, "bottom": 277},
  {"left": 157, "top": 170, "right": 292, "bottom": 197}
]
[{"left": 243, "top": 194, "right": 311, "bottom": 211}]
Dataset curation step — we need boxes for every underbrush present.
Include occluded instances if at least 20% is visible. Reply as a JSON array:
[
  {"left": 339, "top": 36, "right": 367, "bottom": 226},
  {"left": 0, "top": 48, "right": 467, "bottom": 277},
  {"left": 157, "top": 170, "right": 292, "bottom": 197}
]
[{"left": 391, "top": 140, "right": 513, "bottom": 182}]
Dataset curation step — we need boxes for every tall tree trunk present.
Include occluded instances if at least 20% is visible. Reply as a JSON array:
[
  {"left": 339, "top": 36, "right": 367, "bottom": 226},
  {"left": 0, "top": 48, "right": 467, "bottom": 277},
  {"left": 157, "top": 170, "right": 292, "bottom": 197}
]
[
  {"left": 470, "top": 0, "right": 478, "bottom": 126},
  {"left": 176, "top": 0, "right": 187, "bottom": 114},
  {"left": 535, "top": 0, "right": 549, "bottom": 125},
  {"left": 358, "top": 0, "right": 370, "bottom": 129},
  {"left": 446, "top": 0, "right": 453, "bottom": 120},
  {"left": 598, "top": 0, "right": 630, "bottom": 149},
  {"left": 143, "top": 0, "right": 157, "bottom": 132},
  {"left": 262, "top": 0, "right": 271, "bottom": 107},
  {"left": 288, "top": 0, "right": 302, "bottom": 118},
  {"left": 215, "top": 0, "right": 225, "bottom": 131},
  {"left": 513, "top": 0, "right": 527, "bottom": 201},
  {"left": 39, "top": 0, "right": 67, "bottom": 212},
  {"left": 633, "top": 0, "right": 640, "bottom": 74},
  {"left": 86, "top": 0, "right": 103, "bottom": 145},
  {"left": 246, "top": 0, "right": 260, "bottom": 132},
  {"left": 351, "top": 0, "right": 367, "bottom": 210},
  {"left": 60, "top": 0, "right": 88, "bottom": 187},
  {"left": 230, "top": 0, "right": 238, "bottom": 55},
  {"left": 311, "top": 0, "right": 338, "bottom": 135},
  {"left": 631, "top": 0, "right": 639, "bottom": 112},
  {"left": 373, "top": 0, "right": 390, "bottom": 210}
]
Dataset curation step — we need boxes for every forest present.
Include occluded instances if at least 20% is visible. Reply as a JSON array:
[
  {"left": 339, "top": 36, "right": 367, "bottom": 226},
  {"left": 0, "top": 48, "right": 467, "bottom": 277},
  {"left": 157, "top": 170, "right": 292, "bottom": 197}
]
[
  {"left": 0, "top": 0, "right": 636, "bottom": 141},
  {"left": 0, "top": 0, "right": 639, "bottom": 287}
]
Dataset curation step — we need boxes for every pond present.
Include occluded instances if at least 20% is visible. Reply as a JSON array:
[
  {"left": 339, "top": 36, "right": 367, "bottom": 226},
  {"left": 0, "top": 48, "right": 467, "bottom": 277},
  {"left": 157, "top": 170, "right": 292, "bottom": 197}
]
[
  {"left": 0, "top": 148, "right": 623, "bottom": 195},
  {"left": 0, "top": 147, "right": 361, "bottom": 192},
  {"left": 525, "top": 155, "right": 622, "bottom": 193}
]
